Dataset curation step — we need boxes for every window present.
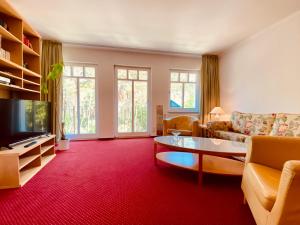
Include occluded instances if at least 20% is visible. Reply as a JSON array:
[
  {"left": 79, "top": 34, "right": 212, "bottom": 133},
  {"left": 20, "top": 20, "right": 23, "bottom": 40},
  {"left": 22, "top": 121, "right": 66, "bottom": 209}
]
[
  {"left": 169, "top": 70, "right": 199, "bottom": 112},
  {"left": 62, "top": 63, "right": 98, "bottom": 138}
]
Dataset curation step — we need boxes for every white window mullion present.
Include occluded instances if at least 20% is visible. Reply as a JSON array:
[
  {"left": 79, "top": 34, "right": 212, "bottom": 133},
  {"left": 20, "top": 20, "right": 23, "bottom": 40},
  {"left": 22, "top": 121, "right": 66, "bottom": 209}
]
[
  {"left": 77, "top": 77, "right": 80, "bottom": 135},
  {"left": 182, "top": 82, "right": 185, "bottom": 109},
  {"left": 132, "top": 79, "right": 134, "bottom": 132}
]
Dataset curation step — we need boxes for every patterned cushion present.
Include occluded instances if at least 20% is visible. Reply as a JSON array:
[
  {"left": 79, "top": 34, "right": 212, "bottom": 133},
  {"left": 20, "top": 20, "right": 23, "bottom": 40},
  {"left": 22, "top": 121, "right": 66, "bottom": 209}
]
[
  {"left": 270, "top": 113, "right": 300, "bottom": 137},
  {"left": 231, "top": 111, "right": 275, "bottom": 135},
  {"left": 207, "top": 121, "right": 232, "bottom": 132},
  {"left": 231, "top": 111, "right": 248, "bottom": 133},
  {"left": 214, "top": 131, "right": 249, "bottom": 143},
  {"left": 242, "top": 113, "right": 276, "bottom": 135}
]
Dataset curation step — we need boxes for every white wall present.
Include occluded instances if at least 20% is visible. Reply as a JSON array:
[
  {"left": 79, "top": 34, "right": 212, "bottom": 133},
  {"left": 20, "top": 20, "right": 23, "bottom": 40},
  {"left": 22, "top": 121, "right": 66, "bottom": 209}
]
[
  {"left": 220, "top": 11, "right": 300, "bottom": 115},
  {"left": 63, "top": 45, "right": 200, "bottom": 138}
]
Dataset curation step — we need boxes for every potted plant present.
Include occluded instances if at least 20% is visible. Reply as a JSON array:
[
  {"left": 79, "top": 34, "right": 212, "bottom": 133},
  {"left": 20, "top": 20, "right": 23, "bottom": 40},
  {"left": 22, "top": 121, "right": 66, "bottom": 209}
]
[{"left": 42, "top": 63, "right": 70, "bottom": 150}]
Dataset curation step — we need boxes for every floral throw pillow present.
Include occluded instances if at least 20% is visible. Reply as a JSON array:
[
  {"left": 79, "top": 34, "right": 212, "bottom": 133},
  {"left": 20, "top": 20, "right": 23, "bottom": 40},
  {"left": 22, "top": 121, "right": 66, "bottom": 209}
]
[
  {"left": 242, "top": 113, "right": 276, "bottom": 135},
  {"left": 231, "top": 111, "right": 248, "bottom": 133},
  {"left": 270, "top": 113, "right": 300, "bottom": 137},
  {"left": 231, "top": 111, "right": 276, "bottom": 135}
]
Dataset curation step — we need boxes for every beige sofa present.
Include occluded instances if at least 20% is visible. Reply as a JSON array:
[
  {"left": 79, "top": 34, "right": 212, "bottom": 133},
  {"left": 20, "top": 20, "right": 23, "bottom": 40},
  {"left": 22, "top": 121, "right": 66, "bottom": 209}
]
[{"left": 207, "top": 111, "right": 300, "bottom": 142}]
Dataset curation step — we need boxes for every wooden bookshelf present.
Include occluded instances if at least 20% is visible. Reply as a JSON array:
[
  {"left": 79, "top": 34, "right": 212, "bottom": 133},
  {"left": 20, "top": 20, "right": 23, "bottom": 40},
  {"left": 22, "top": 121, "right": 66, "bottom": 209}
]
[
  {"left": 0, "top": 135, "right": 55, "bottom": 189},
  {"left": 0, "top": 0, "right": 41, "bottom": 100}
]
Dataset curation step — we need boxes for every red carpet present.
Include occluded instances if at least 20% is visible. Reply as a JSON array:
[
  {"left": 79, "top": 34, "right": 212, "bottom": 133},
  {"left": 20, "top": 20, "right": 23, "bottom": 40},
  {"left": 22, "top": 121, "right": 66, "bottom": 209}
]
[{"left": 0, "top": 138, "right": 255, "bottom": 225}]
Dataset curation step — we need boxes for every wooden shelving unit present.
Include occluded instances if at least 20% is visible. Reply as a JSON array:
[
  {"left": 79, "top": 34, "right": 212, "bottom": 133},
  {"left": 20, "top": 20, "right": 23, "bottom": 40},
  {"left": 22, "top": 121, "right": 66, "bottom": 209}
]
[
  {"left": 0, "top": 0, "right": 41, "bottom": 100},
  {"left": 0, "top": 1, "right": 55, "bottom": 190},
  {"left": 0, "top": 135, "right": 56, "bottom": 189}
]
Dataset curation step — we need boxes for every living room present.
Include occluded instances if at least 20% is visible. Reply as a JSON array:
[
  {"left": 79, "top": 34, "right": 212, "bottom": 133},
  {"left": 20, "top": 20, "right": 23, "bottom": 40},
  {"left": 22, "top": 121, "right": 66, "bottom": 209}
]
[{"left": 0, "top": 0, "right": 300, "bottom": 225}]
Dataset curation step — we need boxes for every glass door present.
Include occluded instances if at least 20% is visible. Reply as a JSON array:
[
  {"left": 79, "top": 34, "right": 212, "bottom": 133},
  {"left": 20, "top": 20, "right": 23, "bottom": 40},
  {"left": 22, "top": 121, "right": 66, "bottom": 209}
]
[
  {"left": 115, "top": 66, "right": 150, "bottom": 137},
  {"left": 62, "top": 63, "right": 99, "bottom": 139}
]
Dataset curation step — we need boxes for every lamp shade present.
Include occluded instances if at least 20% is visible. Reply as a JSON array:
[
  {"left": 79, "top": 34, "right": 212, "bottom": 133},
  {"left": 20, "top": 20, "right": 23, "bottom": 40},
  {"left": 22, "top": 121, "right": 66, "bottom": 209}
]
[{"left": 210, "top": 107, "right": 225, "bottom": 114}]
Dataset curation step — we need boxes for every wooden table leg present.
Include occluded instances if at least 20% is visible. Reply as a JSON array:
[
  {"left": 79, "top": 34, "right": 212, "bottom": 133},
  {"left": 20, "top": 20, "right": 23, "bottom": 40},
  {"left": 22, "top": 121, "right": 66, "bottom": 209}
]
[
  {"left": 154, "top": 142, "right": 158, "bottom": 165},
  {"left": 198, "top": 153, "right": 203, "bottom": 185}
]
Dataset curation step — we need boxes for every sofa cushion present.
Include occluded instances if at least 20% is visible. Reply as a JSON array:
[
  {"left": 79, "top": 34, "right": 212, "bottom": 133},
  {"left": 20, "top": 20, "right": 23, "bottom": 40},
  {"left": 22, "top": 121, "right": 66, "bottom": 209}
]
[
  {"left": 207, "top": 121, "right": 233, "bottom": 132},
  {"left": 231, "top": 111, "right": 276, "bottom": 135},
  {"left": 231, "top": 111, "right": 246, "bottom": 133},
  {"left": 245, "top": 163, "right": 281, "bottom": 211},
  {"left": 167, "top": 129, "right": 192, "bottom": 136},
  {"left": 214, "top": 130, "right": 249, "bottom": 142},
  {"left": 242, "top": 113, "right": 276, "bottom": 135},
  {"left": 270, "top": 113, "right": 300, "bottom": 137}
]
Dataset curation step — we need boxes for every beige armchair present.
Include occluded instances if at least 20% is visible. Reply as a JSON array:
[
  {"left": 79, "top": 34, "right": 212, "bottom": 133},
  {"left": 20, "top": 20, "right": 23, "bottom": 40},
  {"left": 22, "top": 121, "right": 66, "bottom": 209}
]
[
  {"left": 163, "top": 116, "right": 199, "bottom": 136},
  {"left": 242, "top": 136, "right": 300, "bottom": 225}
]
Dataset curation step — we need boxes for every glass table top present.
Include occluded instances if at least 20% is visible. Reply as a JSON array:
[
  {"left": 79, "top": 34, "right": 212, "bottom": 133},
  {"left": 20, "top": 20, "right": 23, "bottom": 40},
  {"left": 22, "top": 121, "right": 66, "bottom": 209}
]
[{"left": 154, "top": 136, "right": 248, "bottom": 156}]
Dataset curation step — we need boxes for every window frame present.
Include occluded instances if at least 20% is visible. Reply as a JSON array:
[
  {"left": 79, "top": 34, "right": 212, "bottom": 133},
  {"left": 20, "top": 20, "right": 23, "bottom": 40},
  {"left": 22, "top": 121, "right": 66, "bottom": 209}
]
[
  {"left": 62, "top": 62, "right": 99, "bottom": 140},
  {"left": 168, "top": 69, "right": 200, "bottom": 113}
]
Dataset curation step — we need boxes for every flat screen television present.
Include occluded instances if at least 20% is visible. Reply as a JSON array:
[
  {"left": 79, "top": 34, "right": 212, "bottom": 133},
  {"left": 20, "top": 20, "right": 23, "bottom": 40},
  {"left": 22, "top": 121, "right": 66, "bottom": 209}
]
[{"left": 0, "top": 99, "right": 51, "bottom": 148}]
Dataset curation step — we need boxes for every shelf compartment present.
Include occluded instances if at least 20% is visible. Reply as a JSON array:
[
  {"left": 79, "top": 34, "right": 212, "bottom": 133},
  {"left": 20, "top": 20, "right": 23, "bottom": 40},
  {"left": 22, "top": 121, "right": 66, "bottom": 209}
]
[
  {"left": 23, "top": 67, "right": 41, "bottom": 78},
  {"left": 0, "top": 82, "right": 40, "bottom": 94},
  {"left": 0, "top": 82, "right": 22, "bottom": 91},
  {"left": 0, "top": 13, "right": 22, "bottom": 41},
  {"left": 1, "top": 39, "right": 22, "bottom": 65},
  {"left": 20, "top": 153, "right": 56, "bottom": 187},
  {"left": 41, "top": 155, "right": 55, "bottom": 167},
  {"left": 0, "top": 57, "right": 23, "bottom": 70},
  {"left": 23, "top": 74, "right": 40, "bottom": 83},
  {"left": 21, "top": 87, "right": 40, "bottom": 94},
  {"left": 0, "top": 25, "right": 21, "bottom": 43},
  {"left": 20, "top": 165, "right": 40, "bottom": 186},
  {"left": 23, "top": 82, "right": 40, "bottom": 92},
  {"left": 19, "top": 156, "right": 41, "bottom": 186},
  {"left": 19, "top": 154, "right": 40, "bottom": 170},
  {"left": 20, "top": 166, "right": 39, "bottom": 186},
  {"left": 23, "top": 78, "right": 40, "bottom": 86},
  {"left": 22, "top": 32, "right": 40, "bottom": 54},
  {"left": 23, "top": 44, "right": 39, "bottom": 57},
  {"left": 23, "top": 54, "right": 40, "bottom": 74},
  {"left": 0, "top": 70, "right": 22, "bottom": 80},
  {"left": 41, "top": 145, "right": 54, "bottom": 155},
  {"left": 0, "top": 68, "right": 22, "bottom": 87}
]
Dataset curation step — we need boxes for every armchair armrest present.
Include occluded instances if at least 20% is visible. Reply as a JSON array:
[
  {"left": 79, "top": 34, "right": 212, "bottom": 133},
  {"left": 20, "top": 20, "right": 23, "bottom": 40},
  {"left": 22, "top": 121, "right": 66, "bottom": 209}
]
[
  {"left": 163, "top": 119, "right": 174, "bottom": 136},
  {"left": 269, "top": 160, "right": 300, "bottom": 225},
  {"left": 246, "top": 136, "right": 300, "bottom": 170},
  {"left": 206, "top": 121, "right": 232, "bottom": 132},
  {"left": 192, "top": 120, "right": 200, "bottom": 136}
]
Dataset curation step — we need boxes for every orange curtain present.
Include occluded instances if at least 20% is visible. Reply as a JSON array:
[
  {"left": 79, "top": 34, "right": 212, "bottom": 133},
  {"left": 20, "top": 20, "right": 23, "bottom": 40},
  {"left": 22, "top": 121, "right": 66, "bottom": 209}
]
[
  {"left": 41, "top": 40, "right": 63, "bottom": 140},
  {"left": 200, "top": 55, "right": 220, "bottom": 124}
]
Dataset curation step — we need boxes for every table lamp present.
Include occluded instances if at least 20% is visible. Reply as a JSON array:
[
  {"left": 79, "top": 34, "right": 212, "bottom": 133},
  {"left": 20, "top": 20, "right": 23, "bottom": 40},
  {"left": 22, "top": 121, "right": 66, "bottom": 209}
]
[{"left": 209, "top": 107, "right": 225, "bottom": 121}]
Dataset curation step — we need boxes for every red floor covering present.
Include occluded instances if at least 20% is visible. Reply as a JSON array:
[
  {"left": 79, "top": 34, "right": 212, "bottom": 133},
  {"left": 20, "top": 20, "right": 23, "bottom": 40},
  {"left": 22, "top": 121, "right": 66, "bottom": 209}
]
[{"left": 0, "top": 138, "right": 255, "bottom": 225}]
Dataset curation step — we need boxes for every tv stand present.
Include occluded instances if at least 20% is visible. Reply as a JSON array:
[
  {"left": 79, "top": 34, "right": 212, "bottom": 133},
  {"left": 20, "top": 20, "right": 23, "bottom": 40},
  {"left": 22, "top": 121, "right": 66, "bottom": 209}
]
[{"left": 0, "top": 135, "right": 56, "bottom": 189}]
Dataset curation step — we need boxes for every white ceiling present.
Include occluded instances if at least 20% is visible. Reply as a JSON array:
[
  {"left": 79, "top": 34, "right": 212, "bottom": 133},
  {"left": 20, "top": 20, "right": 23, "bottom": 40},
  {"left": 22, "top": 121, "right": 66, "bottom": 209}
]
[{"left": 10, "top": 0, "right": 300, "bottom": 55}]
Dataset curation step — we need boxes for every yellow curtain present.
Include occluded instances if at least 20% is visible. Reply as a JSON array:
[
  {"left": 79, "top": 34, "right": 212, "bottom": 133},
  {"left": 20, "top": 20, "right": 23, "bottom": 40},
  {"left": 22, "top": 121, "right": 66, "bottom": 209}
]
[
  {"left": 41, "top": 40, "right": 63, "bottom": 140},
  {"left": 200, "top": 55, "right": 220, "bottom": 124}
]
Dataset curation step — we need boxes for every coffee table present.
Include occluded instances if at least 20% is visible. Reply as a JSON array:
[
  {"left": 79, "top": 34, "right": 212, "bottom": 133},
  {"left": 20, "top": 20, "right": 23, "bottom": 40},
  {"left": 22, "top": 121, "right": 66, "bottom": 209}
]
[{"left": 154, "top": 136, "right": 248, "bottom": 184}]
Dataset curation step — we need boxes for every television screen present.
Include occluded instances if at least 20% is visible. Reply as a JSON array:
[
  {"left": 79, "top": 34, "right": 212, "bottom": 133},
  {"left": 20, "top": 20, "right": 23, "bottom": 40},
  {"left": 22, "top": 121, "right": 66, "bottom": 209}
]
[{"left": 0, "top": 99, "right": 51, "bottom": 148}]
